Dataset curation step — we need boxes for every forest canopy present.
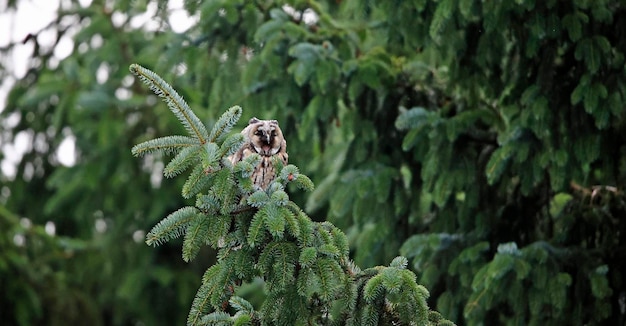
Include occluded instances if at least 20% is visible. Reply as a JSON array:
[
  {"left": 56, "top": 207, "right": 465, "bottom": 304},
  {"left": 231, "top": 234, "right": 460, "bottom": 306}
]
[{"left": 1, "top": 0, "right": 625, "bottom": 325}]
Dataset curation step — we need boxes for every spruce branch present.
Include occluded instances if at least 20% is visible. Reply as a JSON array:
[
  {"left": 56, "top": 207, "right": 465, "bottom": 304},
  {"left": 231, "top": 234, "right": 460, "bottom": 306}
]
[
  {"left": 247, "top": 210, "right": 267, "bottom": 248},
  {"left": 146, "top": 206, "right": 199, "bottom": 246},
  {"left": 129, "top": 64, "right": 209, "bottom": 143},
  {"left": 219, "top": 132, "right": 245, "bottom": 158},
  {"left": 209, "top": 105, "right": 243, "bottom": 142},
  {"left": 182, "top": 213, "right": 210, "bottom": 262},
  {"left": 131, "top": 135, "right": 199, "bottom": 157},
  {"left": 205, "top": 214, "right": 231, "bottom": 248},
  {"left": 182, "top": 164, "right": 213, "bottom": 199},
  {"left": 199, "top": 311, "right": 231, "bottom": 325},
  {"left": 163, "top": 145, "right": 203, "bottom": 178},
  {"left": 228, "top": 296, "right": 254, "bottom": 315},
  {"left": 280, "top": 206, "right": 301, "bottom": 240},
  {"left": 262, "top": 204, "right": 286, "bottom": 238},
  {"left": 189, "top": 265, "right": 221, "bottom": 325}
]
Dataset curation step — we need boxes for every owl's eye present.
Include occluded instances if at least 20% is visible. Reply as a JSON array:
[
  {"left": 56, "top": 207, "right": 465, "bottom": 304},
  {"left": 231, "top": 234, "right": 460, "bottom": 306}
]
[{"left": 255, "top": 130, "right": 263, "bottom": 136}]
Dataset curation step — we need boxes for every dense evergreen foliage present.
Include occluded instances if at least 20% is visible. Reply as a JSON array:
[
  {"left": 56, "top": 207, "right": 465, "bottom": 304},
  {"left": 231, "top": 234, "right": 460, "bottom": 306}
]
[
  {"left": 129, "top": 63, "right": 450, "bottom": 324},
  {"left": 1, "top": 0, "right": 625, "bottom": 324}
]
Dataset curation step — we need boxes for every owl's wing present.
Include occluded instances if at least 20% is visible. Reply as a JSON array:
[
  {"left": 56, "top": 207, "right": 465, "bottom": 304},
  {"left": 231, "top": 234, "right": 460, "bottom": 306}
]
[
  {"left": 279, "top": 151, "right": 288, "bottom": 166},
  {"left": 228, "top": 148, "right": 243, "bottom": 165},
  {"left": 280, "top": 137, "right": 288, "bottom": 165}
]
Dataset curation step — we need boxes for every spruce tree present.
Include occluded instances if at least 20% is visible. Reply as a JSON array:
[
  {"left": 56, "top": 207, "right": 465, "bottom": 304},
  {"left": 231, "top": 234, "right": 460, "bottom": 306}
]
[{"left": 129, "top": 63, "right": 453, "bottom": 325}]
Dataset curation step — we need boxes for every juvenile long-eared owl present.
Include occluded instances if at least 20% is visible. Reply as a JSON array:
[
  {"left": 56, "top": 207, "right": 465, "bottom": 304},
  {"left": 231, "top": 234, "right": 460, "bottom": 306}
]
[{"left": 228, "top": 118, "right": 288, "bottom": 190}]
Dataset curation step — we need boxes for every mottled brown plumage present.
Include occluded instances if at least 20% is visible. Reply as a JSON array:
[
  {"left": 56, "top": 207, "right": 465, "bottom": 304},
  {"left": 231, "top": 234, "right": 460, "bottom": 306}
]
[{"left": 228, "top": 118, "right": 288, "bottom": 190}]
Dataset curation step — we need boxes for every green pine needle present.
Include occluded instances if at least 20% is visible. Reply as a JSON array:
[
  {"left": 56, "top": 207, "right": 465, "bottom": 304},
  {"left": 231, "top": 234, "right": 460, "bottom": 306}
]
[
  {"left": 281, "top": 207, "right": 301, "bottom": 240},
  {"left": 363, "top": 275, "right": 384, "bottom": 303},
  {"left": 195, "top": 193, "right": 219, "bottom": 212},
  {"left": 247, "top": 190, "right": 269, "bottom": 208},
  {"left": 182, "top": 164, "right": 212, "bottom": 199},
  {"left": 390, "top": 256, "right": 409, "bottom": 269},
  {"left": 209, "top": 105, "right": 243, "bottom": 142},
  {"left": 270, "top": 190, "right": 289, "bottom": 206},
  {"left": 129, "top": 64, "right": 209, "bottom": 143},
  {"left": 318, "top": 243, "right": 340, "bottom": 258},
  {"left": 315, "top": 257, "right": 341, "bottom": 300},
  {"left": 295, "top": 268, "right": 314, "bottom": 297},
  {"left": 233, "top": 161, "right": 254, "bottom": 178},
  {"left": 199, "top": 311, "right": 231, "bottom": 325},
  {"left": 247, "top": 211, "right": 266, "bottom": 248},
  {"left": 380, "top": 268, "right": 402, "bottom": 294},
  {"left": 205, "top": 214, "right": 231, "bottom": 248},
  {"left": 263, "top": 205, "right": 285, "bottom": 238},
  {"left": 299, "top": 247, "right": 317, "bottom": 267},
  {"left": 182, "top": 213, "right": 210, "bottom": 262},
  {"left": 189, "top": 267, "right": 221, "bottom": 326},
  {"left": 269, "top": 243, "right": 297, "bottom": 290},
  {"left": 146, "top": 206, "right": 198, "bottom": 246},
  {"left": 219, "top": 133, "right": 245, "bottom": 158},
  {"left": 280, "top": 165, "right": 314, "bottom": 191},
  {"left": 361, "top": 304, "right": 380, "bottom": 326},
  {"left": 163, "top": 145, "right": 202, "bottom": 178},
  {"left": 229, "top": 295, "right": 254, "bottom": 314},
  {"left": 211, "top": 168, "right": 236, "bottom": 208},
  {"left": 131, "top": 135, "right": 199, "bottom": 157},
  {"left": 293, "top": 174, "right": 314, "bottom": 191}
]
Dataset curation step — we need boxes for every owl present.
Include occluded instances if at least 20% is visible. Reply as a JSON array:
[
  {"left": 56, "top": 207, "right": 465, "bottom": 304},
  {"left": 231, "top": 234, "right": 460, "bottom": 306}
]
[{"left": 228, "top": 117, "right": 288, "bottom": 190}]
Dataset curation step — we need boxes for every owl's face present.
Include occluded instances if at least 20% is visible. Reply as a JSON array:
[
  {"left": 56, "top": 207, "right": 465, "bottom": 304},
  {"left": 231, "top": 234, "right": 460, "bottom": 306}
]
[{"left": 245, "top": 118, "right": 285, "bottom": 156}]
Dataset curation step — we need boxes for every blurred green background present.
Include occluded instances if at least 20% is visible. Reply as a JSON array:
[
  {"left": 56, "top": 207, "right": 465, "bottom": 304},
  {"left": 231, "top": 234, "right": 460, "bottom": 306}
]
[{"left": 1, "top": 0, "right": 625, "bottom": 325}]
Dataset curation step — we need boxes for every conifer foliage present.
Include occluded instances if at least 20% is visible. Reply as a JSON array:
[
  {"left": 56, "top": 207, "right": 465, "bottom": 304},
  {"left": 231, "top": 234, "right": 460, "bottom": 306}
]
[
  {"left": 129, "top": 64, "right": 453, "bottom": 326},
  {"left": 4, "top": 0, "right": 626, "bottom": 324}
]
